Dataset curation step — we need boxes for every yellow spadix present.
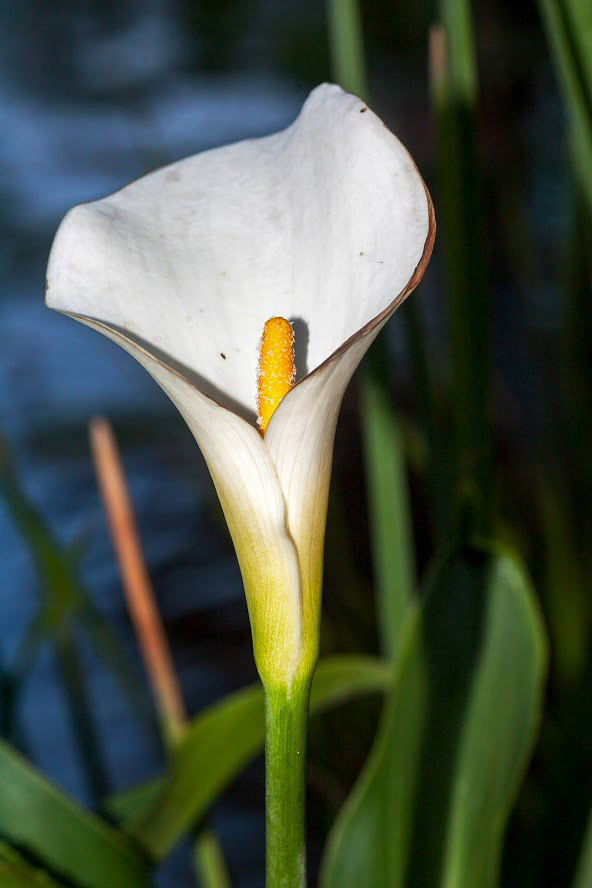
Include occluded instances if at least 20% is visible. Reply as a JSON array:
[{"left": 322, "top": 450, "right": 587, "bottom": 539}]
[{"left": 257, "top": 317, "right": 296, "bottom": 434}]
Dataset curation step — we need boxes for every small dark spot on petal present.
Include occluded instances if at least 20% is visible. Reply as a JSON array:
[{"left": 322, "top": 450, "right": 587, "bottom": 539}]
[
  {"left": 359, "top": 250, "right": 364, "bottom": 256},
  {"left": 220, "top": 353, "right": 226, "bottom": 359},
  {"left": 360, "top": 106, "right": 368, "bottom": 113}
]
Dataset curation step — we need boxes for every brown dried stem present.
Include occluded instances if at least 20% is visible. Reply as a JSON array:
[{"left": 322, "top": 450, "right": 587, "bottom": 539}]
[{"left": 89, "top": 416, "right": 185, "bottom": 742}]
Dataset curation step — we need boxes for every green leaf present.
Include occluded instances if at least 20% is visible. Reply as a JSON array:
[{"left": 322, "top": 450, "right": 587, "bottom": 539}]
[
  {"left": 563, "top": 177, "right": 592, "bottom": 557},
  {"left": 538, "top": 475, "right": 588, "bottom": 684},
  {"left": 538, "top": 0, "right": 592, "bottom": 212},
  {"left": 0, "top": 741, "right": 149, "bottom": 888},
  {"left": 0, "top": 843, "right": 66, "bottom": 887},
  {"left": 430, "top": 9, "right": 492, "bottom": 526},
  {"left": 440, "top": 0, "right": 478, "bottom": 104},
  {"left": 360, "top": 361, "right": 416, "bottom": 659},
  {"left": 0, "top": 861, "right": 64, "bottom": 888},
  {"left": 320, "top": 546, "right": 547, "bottom": 888},
  {"left": 127, "top": 655, "right": 391, "bottom": 859},
  {"left": 325, "top": 0, "right": 367, "bottom": 99},
  {"left": 105, "top": 776, "right": 164, "bottom": 824},
  {"left": 402, "top": 300, "right": 449, "bottom": 545},
  {"left": 326, "top": 0, "right": 421, "bottom": 659},
  {"left": 77, "top": 596, "right": 160, "bottom": 741},
  {"left": 573, "top": 803, "right": 592, "bottom": 888},
  {"left": 53, "top": 630, "right": 109, "bottom": 804},
  {"left": 192, "top": 829, "right": 231, "bottom": 888},
  {"left": 0, "top": 436, "right": 157, "bottom": 775}
]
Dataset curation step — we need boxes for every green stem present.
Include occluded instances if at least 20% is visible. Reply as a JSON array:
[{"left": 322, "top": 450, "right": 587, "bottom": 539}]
[
  {"left": 265, "top": 681, "right": 310, "bottom": 888},
  {"left": 326, "top": 0, "right": 367, "bottom": 99}
]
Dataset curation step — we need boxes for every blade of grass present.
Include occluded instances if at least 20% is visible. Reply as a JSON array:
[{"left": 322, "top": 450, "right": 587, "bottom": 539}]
[
  {"left": 76, "top": 597, "right": 159, "bottom": 740},
  {"left": 320, "top": 546, "right": 547, "bottom": 888},
  {"left": 326, "top": 0, "right": 419, "bottom": 657},
  {"left": 440, "top": 0, "right": 478, "bottom": 104},
  {"left": 324, "top": 488, "right": 376, "bottom": 652},
  {"left": 0, "top": 437, "right": 156, "bottom": 736},
  {"left": 573, "top": 802, "right": 592, "bottom": 888},
  {"left": 430, "top": 18, "right": 492, "bottom": 532},
  {"left": 0, "top": 438, "right": 79, "bottom": 605},
  {"left": 0, "top": 438, "right": 110, "bottom": 802},
  {"left": 2, "top": 613, "right": 47, "bottom": 741},
  {"left": 53, "top": 628, "right": 109, "bottom": 804},
  {"left": 0, "top": 740, "right": 150, "bottom": 888},
  {"left": 539, "top": 0, "right": 592, "bottom": 693},
  {"left": 563, "top": 180, "right": 592, "bottom": 558},
  {"left": 192, "top": 830, "right": 232, "bottom": 888},
  {"left": 0, "top": 861, "right": 58, "bottom": 887},
  {"left": 360, "top": 348, "right": 416, "bottom": 658},
  {"left": 538, "top": 0, "right": 592, "bottom": 213},
  {"left": 326, "top": 0, "right": 367, "bottom": 99},
  {"left": 537, "top": 474, "right": 588, "bottom": 684},
  {"left": 402, "top": 301, "right": 449, "bottom": 544},
  {"left": 105, "top": 776, "right": 163, "bottom": 824},
  {"left": 0, "top": 842, "right": 68, "bottom": 887}
]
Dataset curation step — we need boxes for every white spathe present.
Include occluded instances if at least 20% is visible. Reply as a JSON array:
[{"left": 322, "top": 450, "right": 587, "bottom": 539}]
[{"left": 46, "top": 84, "right": 435, "bottom": 690}]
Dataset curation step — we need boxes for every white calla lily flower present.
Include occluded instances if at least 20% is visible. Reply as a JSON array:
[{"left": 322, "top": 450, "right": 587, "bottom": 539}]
[{"left": 46, "top": 84, "right": 435, "bottom": 693}]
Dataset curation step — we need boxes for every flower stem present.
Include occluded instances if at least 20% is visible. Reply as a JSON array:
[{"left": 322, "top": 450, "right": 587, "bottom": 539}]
[{"left": 265, "top": 681, "right": 311, "bottom": 888}]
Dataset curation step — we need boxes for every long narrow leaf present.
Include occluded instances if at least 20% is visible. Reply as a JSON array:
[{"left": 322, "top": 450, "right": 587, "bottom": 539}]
[
  {"left": 0, "top": 437, "right": 156, "bottom": 745},
  {"left": 320, "top": 546, "right": 547, "bottom": 888},
  {"left": 360, "top": 363, "right": 416, "bottom": 658},
  {"left": 0, "top": 861, "right": 65, "bottom": 888},
  {"left": 326, "top": 0, "right": 367, "bottom": 98},
  {"left": 537, "top": 475, "right": 588, "bottom": 684},
  {"left": 0, "top": 843, "right": 67, "bottom": 887},
  {"left": 563, "top": 181, "right": 592, "bottom": 555},
  {"left": 193, "top": 831, "right": 232, "bottom": 888},
  {"left": 573, "top": 802, "right": 592, "bottom": 888},
  {"left": 402, "top": 301, "right": 448, "bottom": 543},
  {"left": 0, "top": 741, "right": 149, "bottom": 888},
  {"left": 430, "top": 14, "right": 492, "bottom": 527},
  {"left": 53, "top": 630, "right": 108, "bottom": 804},
  {"left": 0, "top": 439, "right": 77, "bottom": 606},
  {"left": 538, "top": 0, "right": 592, "bottom": 212},
  {"left": 77, "top": 597, "right": 160, "bottom": 740},
  {"left": 326, "top": 0, "right": 418, "bottom": 658}
]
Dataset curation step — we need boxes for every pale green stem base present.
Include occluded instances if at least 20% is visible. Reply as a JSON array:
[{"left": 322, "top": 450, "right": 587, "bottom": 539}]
[{"left": 265, "top": 682, "right": 311, "bottom": 888}]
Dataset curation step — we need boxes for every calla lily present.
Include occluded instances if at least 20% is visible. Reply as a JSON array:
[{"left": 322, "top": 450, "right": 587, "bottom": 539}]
[{"left": 46, "top": 83, "right": 435, "bottom": 694}]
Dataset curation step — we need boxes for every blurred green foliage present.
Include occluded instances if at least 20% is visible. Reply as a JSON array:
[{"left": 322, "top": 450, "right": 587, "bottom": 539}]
[{"left": 321, "top": 546, "right": 546, "bottom": 887}]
